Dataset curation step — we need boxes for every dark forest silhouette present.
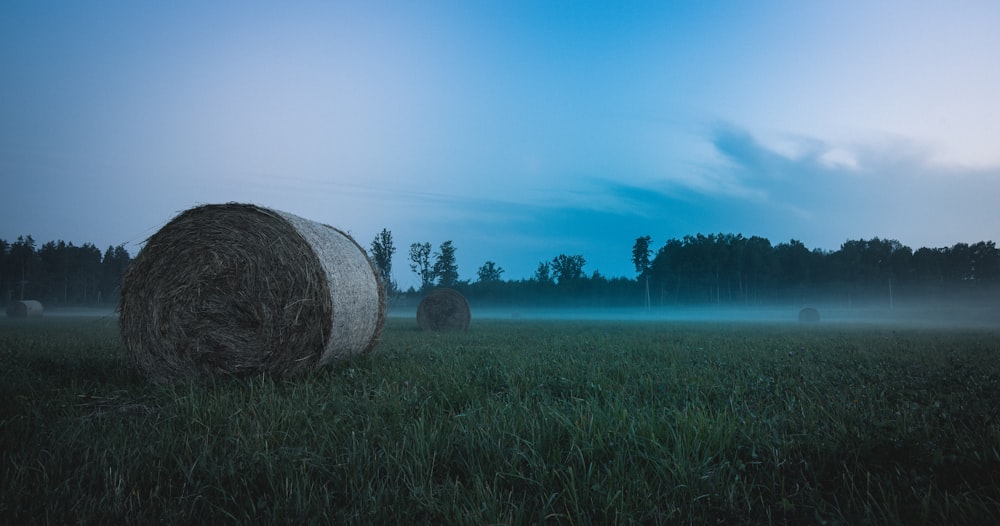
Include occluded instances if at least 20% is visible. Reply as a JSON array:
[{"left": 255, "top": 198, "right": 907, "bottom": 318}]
[
  {"left": 1, "top": 236, "right": 130, "bottom": 308},
  {"left": 3, "top": 232, "right": 998, "bottom": 310},
  {"left": 390, "top": 233, "right": 1000, "bottom": 309}
]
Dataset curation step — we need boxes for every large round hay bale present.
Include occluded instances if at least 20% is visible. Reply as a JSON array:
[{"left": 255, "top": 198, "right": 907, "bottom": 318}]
[
  {"left": 416, "top": 288, "right": 471, "bottom": 331},
  {"left": 798, "top": 307, "right": 820, "bottom": 322},
  {"left": 119, "top": 203, "right": 385, "bottom": 381},
  {"left": 6, "top": 300, "right": 43, "bottom": 318}
]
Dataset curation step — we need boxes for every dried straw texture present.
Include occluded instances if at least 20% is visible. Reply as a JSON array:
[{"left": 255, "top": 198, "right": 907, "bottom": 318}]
[
  {"left": 798, "top": 307, "right": 821, "bottom": 322},
  {"left": 416, "top": 288, "right": 471, "bottom": 331},
  {"left": 6, "top": 300, "right": 43, "bottom": 317},
  {"left": 119, "top": 203, "right": 385, "bottom": 381}
]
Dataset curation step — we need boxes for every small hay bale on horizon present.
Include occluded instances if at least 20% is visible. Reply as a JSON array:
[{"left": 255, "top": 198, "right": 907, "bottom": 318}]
[
  {"left": 6, "top": 300, "right": 44, "bottom": 318},
  {"left": 119, "top": 203, "right": 385, "bottom": 381},
  {"left": 417, "top": 288, "right": 471, "bottom": 331},
  {"left": 798, "top": 307, "right": 820, "bottom": 322}
]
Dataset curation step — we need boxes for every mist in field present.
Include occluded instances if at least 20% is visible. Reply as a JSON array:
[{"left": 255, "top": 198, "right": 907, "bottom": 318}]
[
  {"left": 17, "top": 296, "right": 999, "bottom": 330},
  {"left": 390, "top": 300, "right": 1000, "bottom": 329},
  {"left": 38, "top": 307, "right": 117, "bottom": 318}
]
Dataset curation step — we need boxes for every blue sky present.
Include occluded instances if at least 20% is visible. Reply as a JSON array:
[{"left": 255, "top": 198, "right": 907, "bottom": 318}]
[{"left": 2, "top": 1, "right": 999, "bottom": 289}]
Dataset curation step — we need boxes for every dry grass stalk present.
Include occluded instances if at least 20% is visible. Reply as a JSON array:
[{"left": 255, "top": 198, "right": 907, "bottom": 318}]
[
  {"left": 416, "top": 288, "right": 471, "bottom": 331},
  {"left": 119, "top": 203, "right": 385, "bottom": 381},
  {"left": 6, "top": 300, "right": 43, "bottom": 317},
  {"left": 799, "top": 307, "right": 821, "bottom": 322}
]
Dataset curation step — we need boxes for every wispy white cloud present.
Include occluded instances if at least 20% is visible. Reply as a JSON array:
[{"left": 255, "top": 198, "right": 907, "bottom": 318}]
[{"left": 701, "top": 125, "right": 1000, "bottom": 248}]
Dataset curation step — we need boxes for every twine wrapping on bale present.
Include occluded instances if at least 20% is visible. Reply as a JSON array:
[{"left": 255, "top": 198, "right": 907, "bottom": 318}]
[
  {"left": 119, "top": 203, "right": 385, "bottom": 381},
  {"left": 416, "top": 288, "right": 471, "bottom": 331},
  {"left": 6, "top": 300, "right": 43, "bottom": 318},
  {"left": 798, "top": 307, "right": 820, "bottom": 322}
]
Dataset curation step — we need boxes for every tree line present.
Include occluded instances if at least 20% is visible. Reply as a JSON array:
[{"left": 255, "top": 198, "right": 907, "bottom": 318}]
[
  {"left": 642, "top": 234, "right": 999, "bottom": 306},
  {"left": 4, "top": 229, "right": 996, "bottom": 310},
  {"left": 1, "top": 236, "right": 131, "bottom": 308},
  {"left": 370, "top": 229, "right": 1000, "bottom": 308}
]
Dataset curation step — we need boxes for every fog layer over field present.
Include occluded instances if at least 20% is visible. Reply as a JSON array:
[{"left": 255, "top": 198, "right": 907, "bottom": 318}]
[
  {"left": 18, "top": 300, "right": 997, "bottom": 328},
  {"left": 24, "top": 307, "right": 117, "bottom": 318},
  {"left": 389, "top": 302, "right": 1000, "bottom": 328}
]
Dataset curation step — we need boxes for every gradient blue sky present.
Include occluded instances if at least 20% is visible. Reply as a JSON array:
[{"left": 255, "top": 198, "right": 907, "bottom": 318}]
[{"left": 3, "top": 1, "right": 999, "bottom": 288}]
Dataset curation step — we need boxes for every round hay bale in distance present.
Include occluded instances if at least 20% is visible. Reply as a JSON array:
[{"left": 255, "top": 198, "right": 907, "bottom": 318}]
[
  {"left": 119, "top": 203, "right": 385, "bottom": 381},
  {"left": 798, "top": 307, "right": 820, "bottom": 322},
  {"left": 6, "top": 300, "right": 43, "bottom": 317},
  {"left": 417, "top": 288, "right": 471, "bottom": 331}
]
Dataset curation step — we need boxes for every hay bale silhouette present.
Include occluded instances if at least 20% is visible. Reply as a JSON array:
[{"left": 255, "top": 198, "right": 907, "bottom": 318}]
[
  {"left": 798, "top": 307, "right": 820, "bottom": 322},
  {"left": 417, "top": 288, "right": 470, "bottom": 331},
  {"left": 119, "top": 203, "right": 385, "bottom": 381},
  {"left": 6, "top": 300, "right": 43, "bottom": 317}
]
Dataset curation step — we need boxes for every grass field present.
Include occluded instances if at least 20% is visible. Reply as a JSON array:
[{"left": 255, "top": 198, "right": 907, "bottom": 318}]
[{"left": 1, "top": 314, "right": 999, "bottom": 524}]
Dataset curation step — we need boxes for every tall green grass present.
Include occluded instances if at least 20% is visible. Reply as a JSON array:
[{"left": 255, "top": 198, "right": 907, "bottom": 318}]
[{"left": 2, "top": 316, "right": 998, "bottom": 524}]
